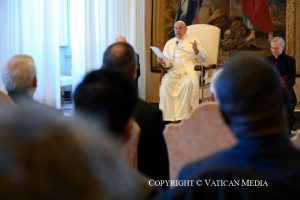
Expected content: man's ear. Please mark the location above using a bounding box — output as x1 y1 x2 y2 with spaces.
120 118 134 145
132 65 138 80
32 75 37 87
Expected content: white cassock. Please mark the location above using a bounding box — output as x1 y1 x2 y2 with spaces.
159 34 207 121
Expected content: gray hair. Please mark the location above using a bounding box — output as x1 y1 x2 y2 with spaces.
2 54 37 93
270 36 285 48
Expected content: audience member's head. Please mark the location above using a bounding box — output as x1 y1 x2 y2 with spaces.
270 36 285 58
102 42 137 80
214 54 288 138
115 35 127 43
73 69 138 138
2 54 37 97
0 106 144 199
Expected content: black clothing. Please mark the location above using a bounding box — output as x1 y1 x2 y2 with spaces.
135 99 169 181
266 53 297 131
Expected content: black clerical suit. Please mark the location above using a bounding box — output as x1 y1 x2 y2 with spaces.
266 53 297 131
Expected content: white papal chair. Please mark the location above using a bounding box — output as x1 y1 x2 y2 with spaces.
186 24 221 102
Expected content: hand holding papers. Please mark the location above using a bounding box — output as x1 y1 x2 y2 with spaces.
150 46 171 62
150 46 172 69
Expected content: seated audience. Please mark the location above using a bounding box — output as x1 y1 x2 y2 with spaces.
0 104 152 199
1 54 61 114
156 54 300 199
73 69 139 169
102 41 169 180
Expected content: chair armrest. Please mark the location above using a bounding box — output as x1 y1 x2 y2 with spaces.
194 64 217 71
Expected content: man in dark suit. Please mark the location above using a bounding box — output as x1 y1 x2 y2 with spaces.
265 36 297 132
156 54 300 199
102 42 169 181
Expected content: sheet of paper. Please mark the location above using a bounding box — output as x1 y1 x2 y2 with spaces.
150 46 171 62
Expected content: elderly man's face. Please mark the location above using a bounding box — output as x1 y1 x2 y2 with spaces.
174 22 187 39
271 41 283 58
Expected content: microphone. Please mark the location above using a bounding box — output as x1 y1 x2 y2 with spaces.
176 41 179 46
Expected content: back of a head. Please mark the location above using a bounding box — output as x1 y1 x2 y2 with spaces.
73 69 138 136
214 54 288 137
0 107 103 199
2 54 36 94
0 107 142 199
102 42 137 78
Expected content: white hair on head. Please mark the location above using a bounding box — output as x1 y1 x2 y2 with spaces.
174 20 186 27
270 36 285 48
2 54 36 93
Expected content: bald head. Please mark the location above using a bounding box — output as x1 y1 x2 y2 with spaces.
215 54 288 137
174 21 187 39
102 42 137 79
2 54 37 96
115 36 127 43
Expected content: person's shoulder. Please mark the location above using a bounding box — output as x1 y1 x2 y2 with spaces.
179 149 235 180
264 55 274 64
283 53 296 62
166 37 177 45
265 55 273 59
30 99 63 116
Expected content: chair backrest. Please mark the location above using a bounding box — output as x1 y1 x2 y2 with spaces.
163 102 236 180
120 119 140 170
187 24 221 102
186 24 220 66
